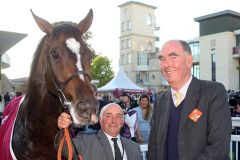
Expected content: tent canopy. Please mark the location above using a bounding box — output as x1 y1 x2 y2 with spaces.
97 67 146 93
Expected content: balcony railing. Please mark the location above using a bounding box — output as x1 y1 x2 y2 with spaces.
136 65 149 71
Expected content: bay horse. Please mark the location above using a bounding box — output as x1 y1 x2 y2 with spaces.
0 9 98 160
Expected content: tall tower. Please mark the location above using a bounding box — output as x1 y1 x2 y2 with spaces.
118 1 162 92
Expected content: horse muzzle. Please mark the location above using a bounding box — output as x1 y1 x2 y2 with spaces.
69 100 98 127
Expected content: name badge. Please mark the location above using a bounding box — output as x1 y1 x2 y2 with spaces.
189 108 202 123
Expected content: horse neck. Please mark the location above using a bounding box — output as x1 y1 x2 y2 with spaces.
23 81 60 127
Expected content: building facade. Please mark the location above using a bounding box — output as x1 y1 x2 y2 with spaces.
192 10 240 91
0 30 27 112
118 1 163 93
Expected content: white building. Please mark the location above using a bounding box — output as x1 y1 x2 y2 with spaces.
118 1 164 93
193 10 240 91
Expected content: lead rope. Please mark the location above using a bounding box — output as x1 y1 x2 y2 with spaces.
57 102 84 160
57 126 84 160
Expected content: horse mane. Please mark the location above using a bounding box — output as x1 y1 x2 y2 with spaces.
26 35 47 95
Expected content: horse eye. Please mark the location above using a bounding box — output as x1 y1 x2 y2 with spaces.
50 50 59 59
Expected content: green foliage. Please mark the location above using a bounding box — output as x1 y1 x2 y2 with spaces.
91 55 114 87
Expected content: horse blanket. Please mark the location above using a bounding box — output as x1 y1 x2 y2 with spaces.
0 96 24 160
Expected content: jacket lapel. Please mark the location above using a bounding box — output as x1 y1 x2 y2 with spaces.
121 137 130 160
98 130 114 160
156 90 171 140
179 77 201 132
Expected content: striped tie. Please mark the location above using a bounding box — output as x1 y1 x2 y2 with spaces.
174 92 182 107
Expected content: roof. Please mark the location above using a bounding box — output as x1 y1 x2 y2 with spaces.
0 30 27 54
118 1 157 9
194 10 240 22
97 67 146 93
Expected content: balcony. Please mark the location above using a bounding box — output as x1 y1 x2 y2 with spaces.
136 65 149 71
232 46 240 58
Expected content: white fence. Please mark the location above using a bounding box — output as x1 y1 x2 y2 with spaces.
140 144 148 160
140 117 240 160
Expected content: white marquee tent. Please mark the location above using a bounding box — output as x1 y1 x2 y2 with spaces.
97 67 146 93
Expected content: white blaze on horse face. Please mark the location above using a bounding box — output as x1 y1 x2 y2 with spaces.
66 37 84 80
69 106 82 125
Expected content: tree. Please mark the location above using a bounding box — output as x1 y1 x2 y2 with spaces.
91 55 114 87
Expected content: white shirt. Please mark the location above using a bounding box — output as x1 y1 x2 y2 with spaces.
171 76 192 106
104 133 127 160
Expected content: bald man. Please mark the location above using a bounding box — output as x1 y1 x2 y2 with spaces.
148 40 231 160
56 103 141 160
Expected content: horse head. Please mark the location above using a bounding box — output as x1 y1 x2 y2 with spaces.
31 9 98 126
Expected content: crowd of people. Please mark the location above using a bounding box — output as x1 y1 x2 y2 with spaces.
0 91 23 124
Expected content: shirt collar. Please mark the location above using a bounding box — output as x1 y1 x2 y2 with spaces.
171 76 192 100
104 132 120 141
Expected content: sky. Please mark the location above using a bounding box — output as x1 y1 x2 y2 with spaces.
1 0 240 79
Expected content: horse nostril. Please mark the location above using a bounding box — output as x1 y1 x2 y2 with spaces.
90 114 98 124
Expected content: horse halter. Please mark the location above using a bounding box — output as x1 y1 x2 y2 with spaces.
45 50 91 111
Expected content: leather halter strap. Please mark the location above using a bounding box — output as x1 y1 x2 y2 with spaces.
45 54 86 160
45 53 90 108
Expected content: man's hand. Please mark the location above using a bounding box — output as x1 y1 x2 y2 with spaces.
58 112 72 129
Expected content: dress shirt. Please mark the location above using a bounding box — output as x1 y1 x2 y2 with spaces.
105 133 127 160
171 76 192 106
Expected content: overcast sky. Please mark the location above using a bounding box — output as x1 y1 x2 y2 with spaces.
1 0 240 79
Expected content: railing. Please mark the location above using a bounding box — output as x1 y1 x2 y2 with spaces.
230 135 240 160
140 144 148 160
139 117 240 160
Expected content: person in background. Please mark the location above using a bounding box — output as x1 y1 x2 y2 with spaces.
231 96 240 159
56 103 141 160
134 94 152 144
88 84 109 131
148 40 232 160
120 93 138 142
4 92 11 107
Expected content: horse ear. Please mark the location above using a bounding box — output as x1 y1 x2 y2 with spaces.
78 9 93 34
30 9 53 34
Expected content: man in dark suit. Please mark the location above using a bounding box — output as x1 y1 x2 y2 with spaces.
148 40 232 160
57 103 141 160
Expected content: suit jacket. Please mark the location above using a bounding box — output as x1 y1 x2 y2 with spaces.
148 77 232 160
56 129 141 160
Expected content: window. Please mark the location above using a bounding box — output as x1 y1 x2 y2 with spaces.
121 40 126 49
191 64 200 79
136 74 141 83
127 20 132 31
211 53 216 81
127 53 131 64
146 14 152 26
123 23 127 32
121 22 124 32
120 54 124 65
126 39 131 48
124 8 128 15
137 51 149 65
121 21 132 32
210 39 216 50
189 42 200 61
236 35 240 46
145 73 149 82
